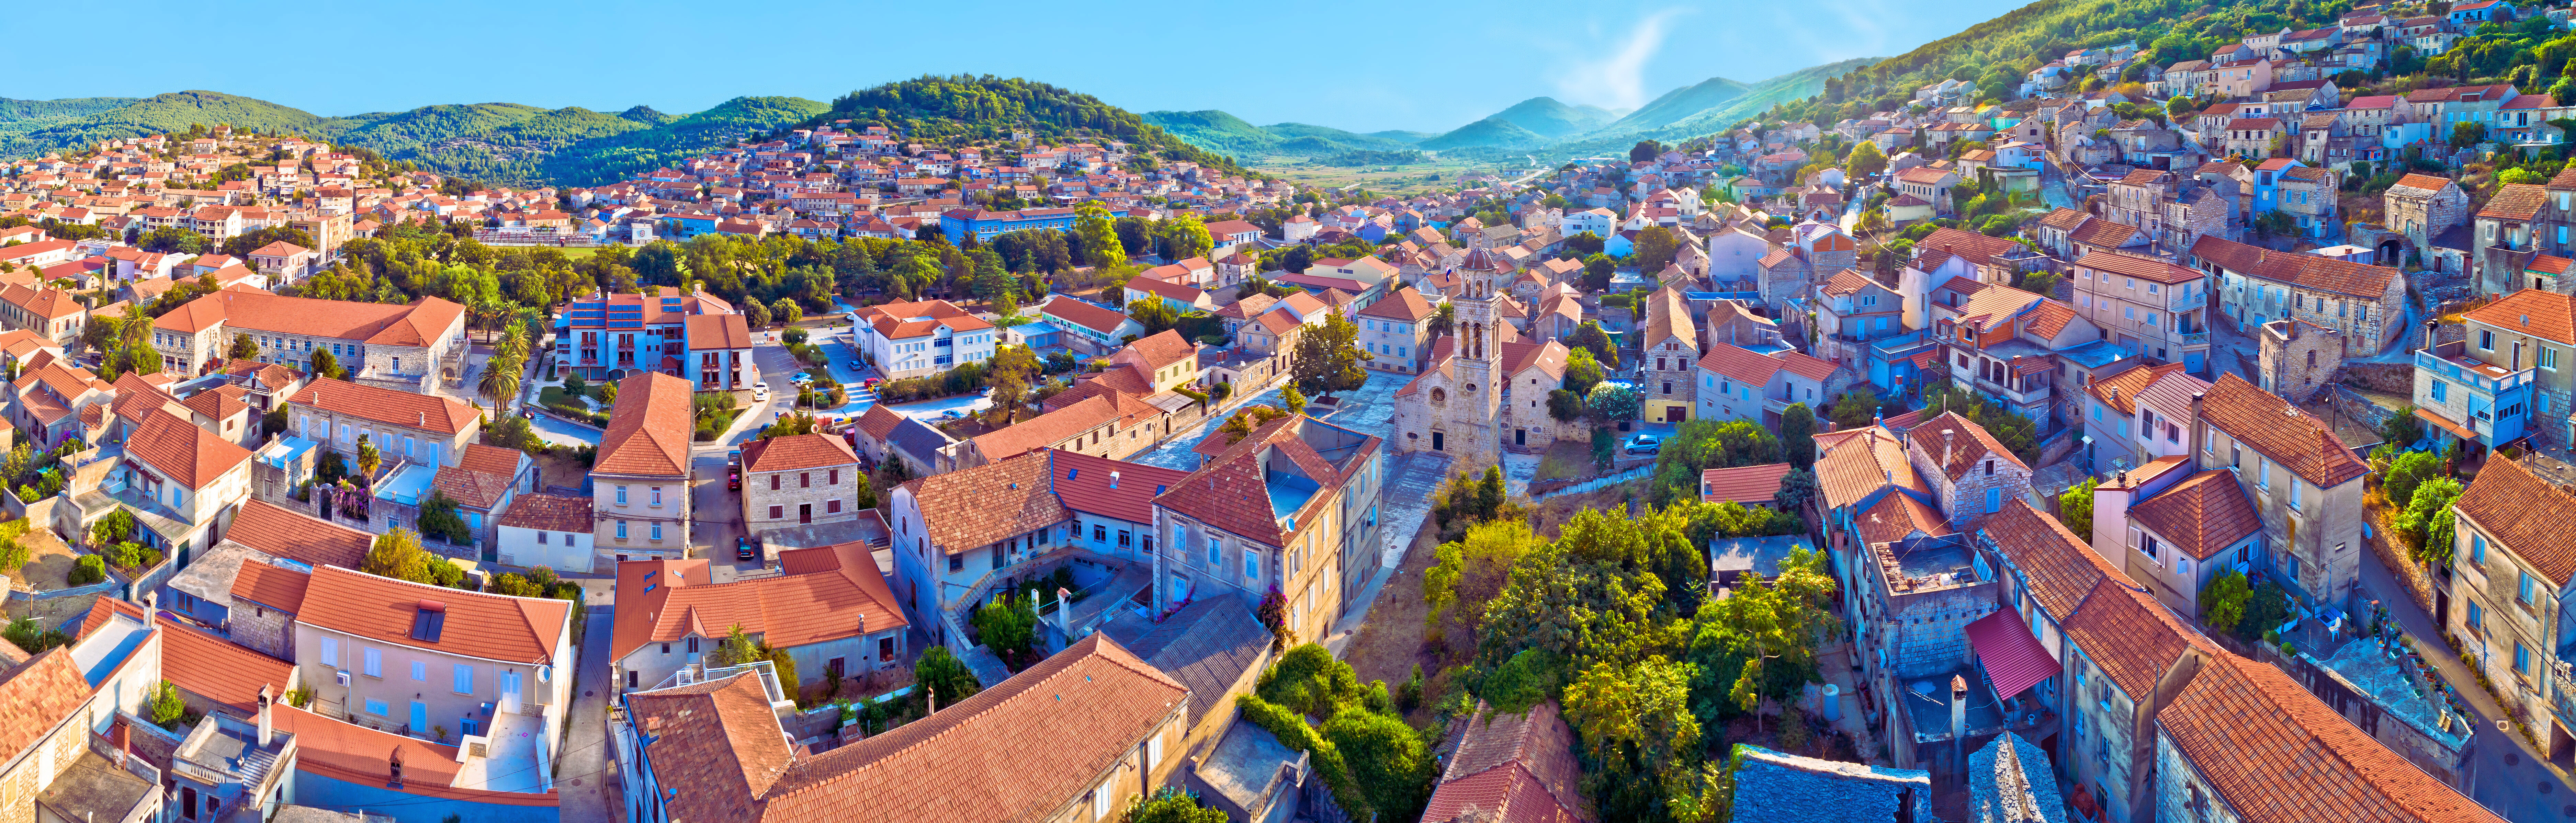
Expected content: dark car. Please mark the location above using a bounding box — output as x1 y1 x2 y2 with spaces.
517 408 535 419
736 536 759 562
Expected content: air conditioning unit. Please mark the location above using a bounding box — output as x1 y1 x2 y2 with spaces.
335 670 350 686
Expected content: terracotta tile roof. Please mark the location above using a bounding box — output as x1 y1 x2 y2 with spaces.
180 384 250 423
1499 340 1569 380
686 313 754 350
1642 287 1692 349
151 289 464 346
297 565 570 665
496 493 593 534
904 450 1069 553
2464 288 2576 345
2021 299 2078 339
852 404 904 442
1049 450 1189 526
611 541 908 661
433 462 516 510
1812 426 1926 511
749 634 1187 823
972 393 1120 463
1817 268 1876 298
125 409 251 488
741 433 860 474
2074 251 2198 284
1907 411 2027 478
156 614 294 716
267 705 511 801
1697 342 1788 384
2159 652 2507 823
2200 373 2367 487
1775 350 1840 382
1159 415 1375 548
1038 295 1132 336
1856 492 1955 545
2129 470 2263 560
622 672 795 820
2455 457 2576 585
225 500 372 570
230 560 314 613
2480 183 2550 220
595 372 691 478
1423 700 1596 823
0 648 93 766
1356 287 1435 321
2063 578 2194 697
2067 220 2144 250
2189 235 2399 299
287 378 481 436
1119 329 1198 372
1978 499 2116 619
1700 463 1794 505
2088 362 2186 415
2386 174 2458 198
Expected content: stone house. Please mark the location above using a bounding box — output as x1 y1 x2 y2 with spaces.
738 433 865 537
1153 414 1383 646
2257 319 2346 403
2081 363 2207 475
2381 173 2470 264
2443 456 2576 755
292 565 573 753
2193 235 2406 356
1903 412 2034 527
2453 290 2576 447
2195 373 2369 609
609 543 907 696
285 378 480 470
2058 576 2215 823
1356 288 1436 374
1498 340 1573 453
1694 343 1842 427
1639 287 1699 424
590 373 692 563
2072 251 2216 374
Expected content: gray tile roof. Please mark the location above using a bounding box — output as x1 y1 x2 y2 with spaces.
1097 592 1270 728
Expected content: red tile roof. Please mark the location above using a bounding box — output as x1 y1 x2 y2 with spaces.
224 500 372 570
2464 288 2576 346
125 409 251 488
2130 470 2263 560
1423 700 1596 823
611 540 908 661
297 565 570 665
156 614 294 715
1856 491 1955 545
749 635 1185 823
2189 235 2398 299
1700 463 1794 506
2159 652 2507 823
152 289 464 346
288 378 481 436
595 372 692 478
1049 450 1190 526
0 648 93 766
741 433 860 474
2454 457 2576 585
496 493 594 534
903 451 1069 553
2200 373 2367 487
1978 499 2117 618
1812 426 1926 511
1907 411 2027 478
2063 578 2195 697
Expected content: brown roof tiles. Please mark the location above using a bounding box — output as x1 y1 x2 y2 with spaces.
2454 457 2576 586
2200 373 2367 487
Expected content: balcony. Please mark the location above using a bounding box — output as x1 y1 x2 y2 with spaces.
2179 331 2211 346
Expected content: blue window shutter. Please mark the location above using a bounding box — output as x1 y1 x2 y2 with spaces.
1986 489 2001 513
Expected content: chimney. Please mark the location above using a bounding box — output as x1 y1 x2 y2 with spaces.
1058 587 1074 640
2189 391 2207 459
1942 428 1956 468
1951 674 1969 781
2422 319 2438 354
257 685 275 747
926 684 937 715
1108 470 1120 490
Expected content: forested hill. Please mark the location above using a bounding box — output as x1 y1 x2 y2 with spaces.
1736 0 2413 128
806 76 1247 175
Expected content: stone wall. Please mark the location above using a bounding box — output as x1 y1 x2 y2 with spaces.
2322 385 2402 438
2261 321 2346 403
230 598 295 660
2333 361 2418 396
1883 585 2001 679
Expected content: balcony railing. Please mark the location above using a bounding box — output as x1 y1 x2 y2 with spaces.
2179 331 2211 346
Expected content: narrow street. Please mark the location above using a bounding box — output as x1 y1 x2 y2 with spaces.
2358 535 2576 821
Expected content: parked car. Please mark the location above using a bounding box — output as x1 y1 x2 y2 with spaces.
1625 434 1662 455
727 469 739 490
752 387 769 402
861 377 883 388
735 536 758 562
847 360 864 371
518 408 535 419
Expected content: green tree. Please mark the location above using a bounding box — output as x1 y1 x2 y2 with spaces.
1630 140 1666 162
1587 382 1643 423
1562 654 1714 822
417 490 473 545
2382 404 2425 448
1157 213 1214 261
1780 403 1817 469
1288 309 1370 397
972 592 1042 668
1128 297 1179 336
1421 521 1548 646
309 347 345 381
1075 205 1125 267
2401 476 2466 560
149 680 187 727
745 298 773 327
355 436 382 478
1651 419 1782 508
1282 385 1307 414
1683 547 1838 734
2385 450 2441 509
1568 321 1618 368
1563 347 1606 397
2200 569 2252 633
708 624 762 667
1844 140 1887 178
478 353 522 409
2058 478 2099 539
1632 226 1681 271
228 332 259 361
772 298 803 324
1120 788 1228 823
2452 121 2488 149
913 645 981 711
360 528 464 588
1321 708 1434 819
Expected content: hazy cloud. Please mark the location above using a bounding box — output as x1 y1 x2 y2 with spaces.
1554 8 1692 111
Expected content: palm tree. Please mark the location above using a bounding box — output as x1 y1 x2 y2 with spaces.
496 325 528 365
478 355 523 410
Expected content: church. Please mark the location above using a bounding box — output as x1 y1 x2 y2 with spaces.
1392 247 1574 461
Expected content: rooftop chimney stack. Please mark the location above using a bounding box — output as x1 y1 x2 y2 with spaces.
1952 674 1970 783
257 684 275 747
1942 429 1956 468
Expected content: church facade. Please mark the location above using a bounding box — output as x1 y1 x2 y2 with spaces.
1392 248 1577 459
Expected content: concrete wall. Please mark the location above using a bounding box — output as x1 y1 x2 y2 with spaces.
281 770 558 823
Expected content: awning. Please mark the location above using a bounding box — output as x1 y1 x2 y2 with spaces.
2415 408 2476 442
1965 610 2061 701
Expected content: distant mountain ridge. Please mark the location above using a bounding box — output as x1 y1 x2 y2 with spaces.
1141 110 1417 158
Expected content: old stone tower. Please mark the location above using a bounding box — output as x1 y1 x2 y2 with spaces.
1390 247 1511 461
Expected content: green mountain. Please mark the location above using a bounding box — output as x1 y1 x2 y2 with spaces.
0 91 345 156
811 76 1239 174
0 96 141 129
1141 110 1414 159
1418 117 1549 150
1366 129 1436 144
327 102 549 156
398 105 683 184
536 96 827 185
1598 78 1754 135
1483 96 1620 139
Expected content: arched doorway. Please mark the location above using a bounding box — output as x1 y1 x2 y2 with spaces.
2378 239 2402 266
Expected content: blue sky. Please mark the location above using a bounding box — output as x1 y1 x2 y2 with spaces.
15 0 2028 133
